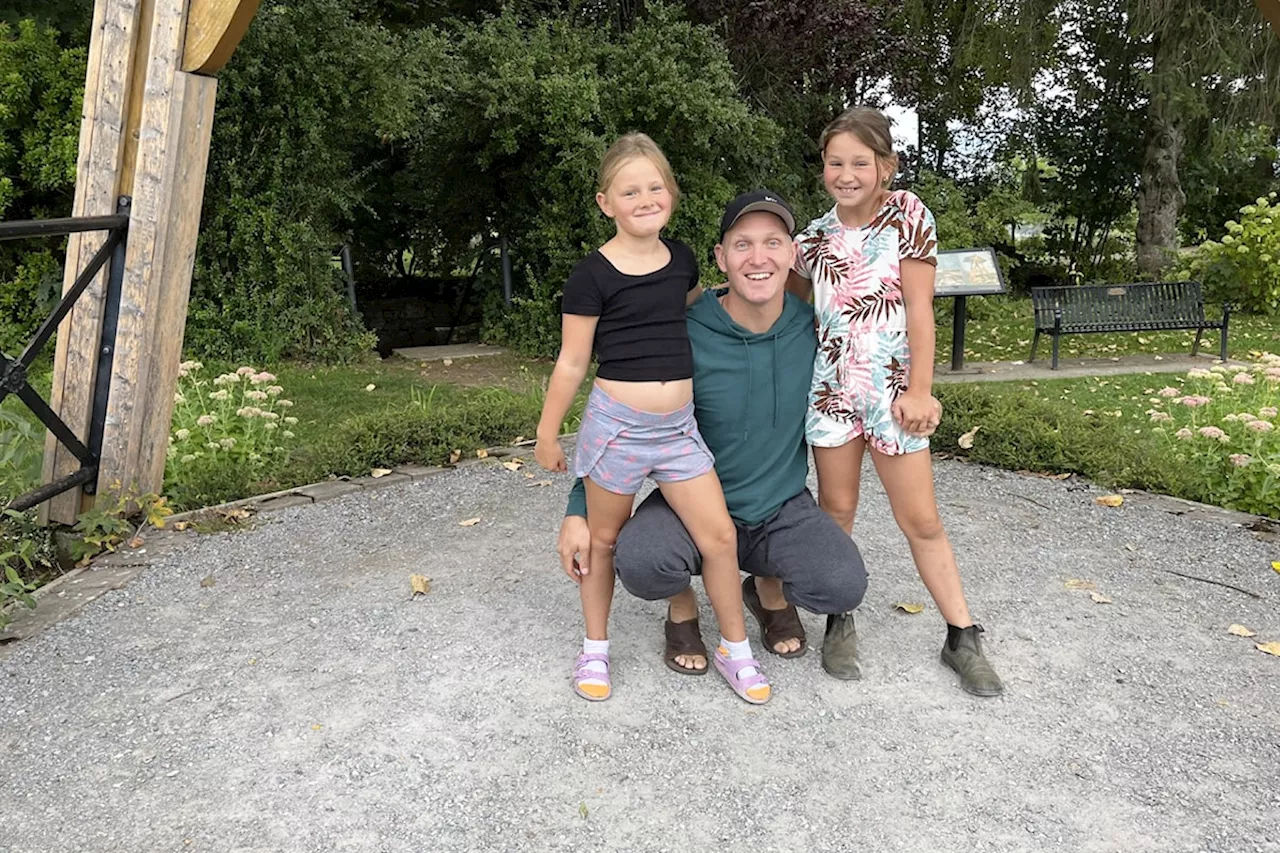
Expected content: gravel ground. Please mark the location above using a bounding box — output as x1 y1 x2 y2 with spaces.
2 449 1279 853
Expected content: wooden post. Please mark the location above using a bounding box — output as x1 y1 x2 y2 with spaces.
1260 0 1280 37
42 0 257 523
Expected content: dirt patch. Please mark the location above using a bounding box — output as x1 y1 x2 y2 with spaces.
391 353 554 391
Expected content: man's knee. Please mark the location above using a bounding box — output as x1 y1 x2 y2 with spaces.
614 530 694 601
816 551 868 613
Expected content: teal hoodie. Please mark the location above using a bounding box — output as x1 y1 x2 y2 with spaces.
566 288 816 525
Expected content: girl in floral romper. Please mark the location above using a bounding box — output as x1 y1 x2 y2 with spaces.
787 107 1004 697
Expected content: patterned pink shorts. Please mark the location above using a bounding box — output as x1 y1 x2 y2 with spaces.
572 385 715 495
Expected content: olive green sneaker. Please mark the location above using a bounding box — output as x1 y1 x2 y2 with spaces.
821 613 863 680
940 624 1004 697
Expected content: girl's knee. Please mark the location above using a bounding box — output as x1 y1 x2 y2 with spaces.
898 511 945 542
694 520 737 558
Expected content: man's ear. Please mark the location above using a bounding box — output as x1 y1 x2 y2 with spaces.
713 243 728 273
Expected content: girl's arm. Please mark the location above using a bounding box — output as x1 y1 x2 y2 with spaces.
786 270 812 302
895 257 941 435
535 314 598 471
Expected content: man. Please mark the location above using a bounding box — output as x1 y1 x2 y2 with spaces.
557 190 868 679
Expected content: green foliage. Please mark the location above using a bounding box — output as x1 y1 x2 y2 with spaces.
192 0 401 363
0 407 42 505
296 383 580 481
1181 123 1280 245
1177 194 1280 314
163 362 300 509
390 3 780 356
0 19 85 347
934 382 1202 498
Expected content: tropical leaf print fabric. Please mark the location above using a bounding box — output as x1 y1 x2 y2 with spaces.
793 190 938 454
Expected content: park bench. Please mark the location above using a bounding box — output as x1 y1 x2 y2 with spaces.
1029 281 1230 370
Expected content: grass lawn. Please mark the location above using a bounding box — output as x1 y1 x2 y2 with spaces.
934 295 1278 363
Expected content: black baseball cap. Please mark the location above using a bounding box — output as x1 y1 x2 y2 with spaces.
719 189 796 240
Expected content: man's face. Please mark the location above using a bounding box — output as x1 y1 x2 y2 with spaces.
714 211 796 304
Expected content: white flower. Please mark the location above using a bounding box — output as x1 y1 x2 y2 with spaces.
282 430 295 439
284 416 298 425
210 389 230 401
264 422 278 431
266 386 284 396
175 428 190 440
219 437 236 449
197 415 215 427
174 392 185 404
246 390 268 402
180 454 197 464
277 400 293 408
236 366 256 376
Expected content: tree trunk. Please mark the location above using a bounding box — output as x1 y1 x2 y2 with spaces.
1136 38 1186 277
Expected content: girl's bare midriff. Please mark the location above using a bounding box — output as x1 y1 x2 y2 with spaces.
594 376 693 414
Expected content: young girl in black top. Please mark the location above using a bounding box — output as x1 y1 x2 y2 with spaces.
536 133 769 704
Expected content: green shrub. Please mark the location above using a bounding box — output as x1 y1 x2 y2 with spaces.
0 407 42 505
934 383 1204 499
1176 193 1280 314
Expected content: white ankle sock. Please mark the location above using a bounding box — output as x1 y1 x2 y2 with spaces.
581 638 610 679
719 636 758 678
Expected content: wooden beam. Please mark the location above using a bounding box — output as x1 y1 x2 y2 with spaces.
96 0 201 498
42 0 144 525
183 0 260 75
1260 0 1280 37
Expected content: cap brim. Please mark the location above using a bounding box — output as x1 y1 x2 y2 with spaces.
725 201 795 236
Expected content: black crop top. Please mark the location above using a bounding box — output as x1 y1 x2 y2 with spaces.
561 238 699 382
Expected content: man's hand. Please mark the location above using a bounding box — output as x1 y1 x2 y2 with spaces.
535 436 567 472
557 514 591 584
893 391 942 437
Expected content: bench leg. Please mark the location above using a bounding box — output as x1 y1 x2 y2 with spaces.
1191 327 1203 357
1220 303 1230 362
1051 332 1060 370
1029 330 1041 363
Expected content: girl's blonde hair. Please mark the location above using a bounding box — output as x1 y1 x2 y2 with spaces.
598 132 681 207
819 107 898 188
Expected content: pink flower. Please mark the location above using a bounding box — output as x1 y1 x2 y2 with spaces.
1177 395 1212 408
1233 372 1255 385
1175 428 1194 440
1187 368 1213 379
1158 387 1180 397
196 414 216 427
1266 367 1280 380
1260 407 1278 419
1229 454 1253 467
250 371 278 385
1148 411 1173 423
236 366 256 376
1247 420 1274 432
1198 426 1226 440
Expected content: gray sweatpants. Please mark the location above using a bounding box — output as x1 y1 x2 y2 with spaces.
613 489 868 616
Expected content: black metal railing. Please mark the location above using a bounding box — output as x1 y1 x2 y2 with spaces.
0 197 131 511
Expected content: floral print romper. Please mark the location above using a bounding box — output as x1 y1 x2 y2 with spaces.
792 190 939 455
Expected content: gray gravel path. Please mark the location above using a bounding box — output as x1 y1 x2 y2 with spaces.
2 451 1279 853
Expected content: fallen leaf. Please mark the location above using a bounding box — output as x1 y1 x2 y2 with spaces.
1124 543 1137 552
1255 641 1280 657
512 436 526 445
365 384 376 392
459 517 481 527
370 468 392 478
1094 495 1124 508
892 602 925 614
311 723 323 731
410 575 432 596
501 460 523 472
527 480 553 488
173 521 190 532
1272 561 1280 573
579 803 588 820
1089 591 1112 604
1050 472 1072 480
200 575 216 588
1065 578 1097 590
443 358 453 366
448 449 462 464
128 535 145 549
1228 624 1257 637
218 507 253 522
524 472 535 479
475 448 489 459
957 426 980 449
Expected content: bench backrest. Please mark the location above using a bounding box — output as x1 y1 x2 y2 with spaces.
1031 281 1206 330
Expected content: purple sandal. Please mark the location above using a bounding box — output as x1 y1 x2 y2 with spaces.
573 652 612 701
713 647 771 705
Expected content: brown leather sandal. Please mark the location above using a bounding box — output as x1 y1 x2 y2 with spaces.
664 615 709 676
743 576 808 658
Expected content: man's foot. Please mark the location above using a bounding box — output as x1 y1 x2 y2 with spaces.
941 624 1004 697
821 612 862 680
743 577 806 658
664 612 708 675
